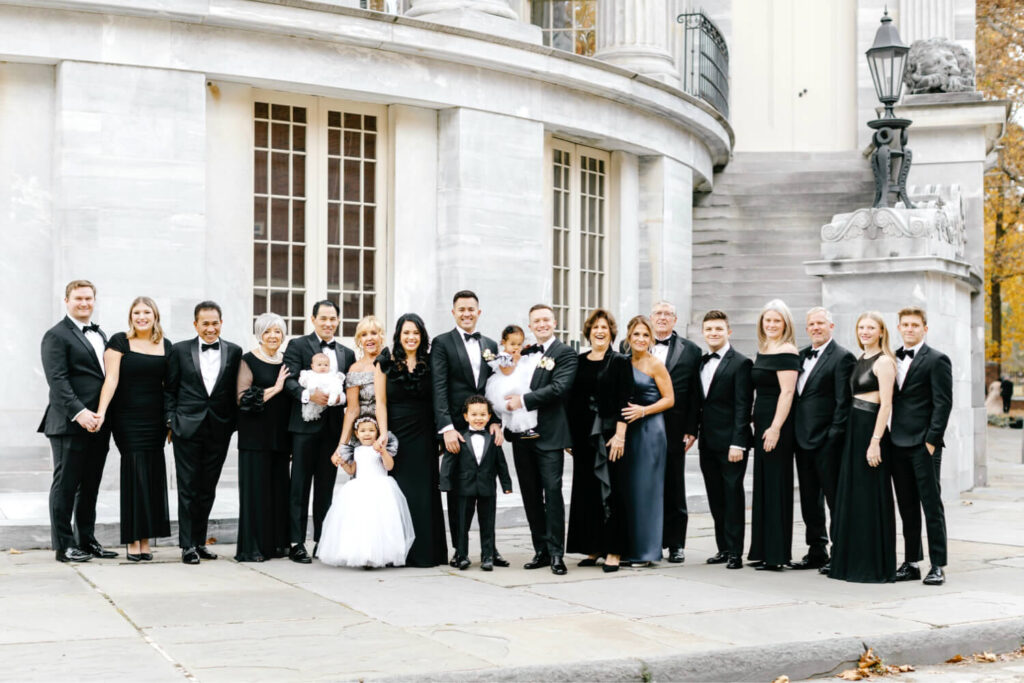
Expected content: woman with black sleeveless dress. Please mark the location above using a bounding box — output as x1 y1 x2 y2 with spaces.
376 314 447 568
566 309 633 571
829 311 898 583
747 300 801 571
96 297 172 561
235 313 292 562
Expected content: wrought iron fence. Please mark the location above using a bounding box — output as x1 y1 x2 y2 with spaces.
677 11 730 118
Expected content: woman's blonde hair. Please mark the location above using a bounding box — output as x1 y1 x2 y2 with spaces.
756 299 796 351
126 296 163 343
354 315 384 351
855 311 897 363
625 315 653 353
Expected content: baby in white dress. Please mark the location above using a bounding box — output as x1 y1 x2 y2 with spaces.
484 325 539 439
298 352 346 422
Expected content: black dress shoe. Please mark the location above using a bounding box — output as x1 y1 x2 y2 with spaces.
524 552 551 570
139 553 154 561
667 548 685 564
788 554 828 570
56 548 92 563
83 542 117 559
449 553 459 568
312 542 319 559
126 551 143 563
706 551 729 565
550 556 568 575
726 555 743 569
577 557 599 567
456 556 471 570
602 562 620 573
923 565 945 585
182 548 201 565
895 561 921 582
195 545 218 560
289 544 312 564
492 553 510 568
481 558 494 571
818 562 831 575
754 563 784 571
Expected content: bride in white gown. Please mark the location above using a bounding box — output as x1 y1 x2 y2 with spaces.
985 380 1003 416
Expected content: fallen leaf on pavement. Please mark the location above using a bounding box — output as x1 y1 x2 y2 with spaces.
974 652 997 663
945 654 965 663
836 670 863 680
772 676 790 683
960 500 973 506
205 537 217 545
8 548 23 555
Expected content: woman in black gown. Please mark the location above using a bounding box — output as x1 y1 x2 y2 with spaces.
566 309 633 571
235 313 292 562
376 313 447 568
97 296 172 561
830 311 898 583
747 299 800 571
621 316 675 566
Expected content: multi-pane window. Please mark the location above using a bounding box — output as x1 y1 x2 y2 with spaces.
253 95 384 339
531 0 597 56
549 139 609 342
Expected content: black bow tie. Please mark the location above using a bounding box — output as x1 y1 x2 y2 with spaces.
700 352 720 367
468 429 487 436
82 323 100 333
463 332 481 342
896 348 915 360
201 342 220 352
320 339 336 350
805 348 820 360
654 338 671 347
520 345 543 356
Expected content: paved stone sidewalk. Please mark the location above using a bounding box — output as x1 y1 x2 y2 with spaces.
1 427 1022 682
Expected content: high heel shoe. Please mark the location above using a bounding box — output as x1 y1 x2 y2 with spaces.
139 553 154 561
602 563 620 573
125 545 142 563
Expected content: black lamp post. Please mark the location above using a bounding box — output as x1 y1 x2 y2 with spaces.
867 10 913 208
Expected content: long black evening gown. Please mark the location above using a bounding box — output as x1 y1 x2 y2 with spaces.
106 333 172 544
624 366 667 563
236 352 292 561
380 355 447 568
566 351 634 556
830 354 897 583
748 352 801 567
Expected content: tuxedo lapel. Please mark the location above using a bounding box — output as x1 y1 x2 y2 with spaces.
530 340 557 390
212 342 230 392
707 348 733 398
802 342 834 393
902 343 930 388
190 338 204 393
475 340 491 392
63 317 103 374
450 331 476 388
666 333 684 372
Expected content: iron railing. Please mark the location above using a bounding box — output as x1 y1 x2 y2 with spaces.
677 11 730 118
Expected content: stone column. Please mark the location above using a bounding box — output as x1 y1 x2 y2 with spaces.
406 0 541 43
638 156 693 322
595 0 680 87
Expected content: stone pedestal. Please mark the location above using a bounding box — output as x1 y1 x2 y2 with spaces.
595 0 680 87
405 0 541 43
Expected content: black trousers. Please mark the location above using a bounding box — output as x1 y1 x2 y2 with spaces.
1003 396 1012 413
698 447 747 557
794 439 841 558
455 494 496 560
512 441 565 557
172 421 230 549
48 431 110 552
662 428 689 550
290 429 339 544
890 443 947 566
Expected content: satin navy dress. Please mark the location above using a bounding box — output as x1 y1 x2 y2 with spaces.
624 366 667 563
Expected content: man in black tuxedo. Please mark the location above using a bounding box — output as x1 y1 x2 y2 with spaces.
891 306 953 586
1001 377 1014 414
790 307 855 572
504 304 578 575
431 290 508 567
648 301 702 564
695 310 753 570
282 299 356 563
164 301 242 565
39 280 117 563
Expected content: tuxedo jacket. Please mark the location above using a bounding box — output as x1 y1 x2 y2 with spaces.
660 332 703 440
164 338 242 440
38 316 108 436
695 346 753 454
793 341 856 451
430 329 499 433
439 429 512 497
522 338 579 451
891 343 953 448
283 333 357 434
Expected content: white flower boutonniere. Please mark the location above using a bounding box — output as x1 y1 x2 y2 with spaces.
539 356 556 371
482 349 495 362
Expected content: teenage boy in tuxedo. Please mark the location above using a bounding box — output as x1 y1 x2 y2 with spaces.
39 280 117 562
790 307 855 573
695 310 753 570
164 301 242 565
891 306 953 586
431 290 508 567
439 396 513 571
283 299 356 563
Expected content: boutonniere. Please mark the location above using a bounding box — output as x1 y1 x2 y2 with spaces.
539 356 556 371
482 349 495 362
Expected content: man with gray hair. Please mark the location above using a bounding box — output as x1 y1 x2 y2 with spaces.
790 306 855 573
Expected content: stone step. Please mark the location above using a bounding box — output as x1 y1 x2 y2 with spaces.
692 240 821 257
709 177 874 194
695 192 869 210
692 253 825 270
692 279 820 298
721 151 871 174
692 227 824 244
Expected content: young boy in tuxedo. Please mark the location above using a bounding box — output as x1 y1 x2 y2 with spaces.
440 396 512 571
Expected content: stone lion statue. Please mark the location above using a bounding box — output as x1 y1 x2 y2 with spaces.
904 38 975 94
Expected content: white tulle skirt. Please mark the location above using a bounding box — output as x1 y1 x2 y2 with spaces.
485 371 538 433
317 476 416 568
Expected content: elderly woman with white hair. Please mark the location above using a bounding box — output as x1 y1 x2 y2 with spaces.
235 312 292 562
747 299 801 571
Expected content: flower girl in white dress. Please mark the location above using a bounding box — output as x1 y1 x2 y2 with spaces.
484 325 540 439
317 417 415 568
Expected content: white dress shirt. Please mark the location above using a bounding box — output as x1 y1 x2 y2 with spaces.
797 338 832 395
700 342 730 396
896 341 922 389
197 337 221 395
70 318 105 423
469 433 486 465
652 334 672 364
459 327 482 385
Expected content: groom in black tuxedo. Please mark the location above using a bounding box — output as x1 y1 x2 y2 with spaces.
695 310 753 570
790 307 855 572
39 280 116 562
891 306 953 586
505 304 578 575
283 299 356 563
431 290 507 567
164 301 242 565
